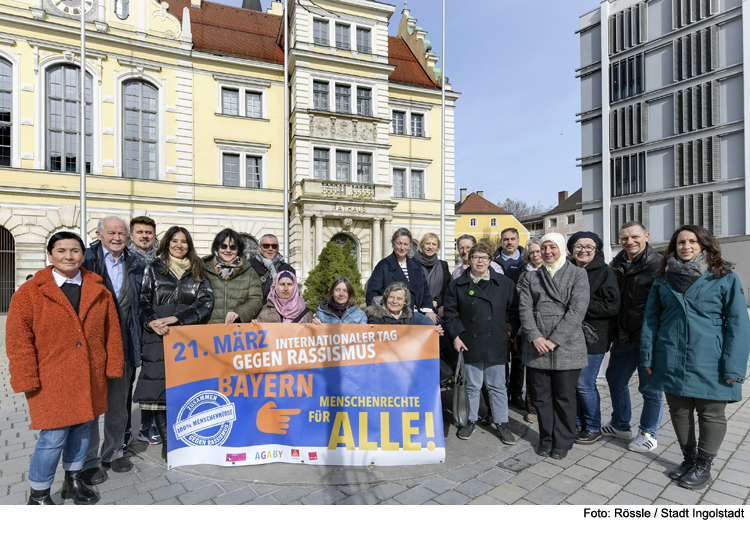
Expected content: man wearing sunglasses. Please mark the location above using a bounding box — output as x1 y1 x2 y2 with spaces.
249 233 296 303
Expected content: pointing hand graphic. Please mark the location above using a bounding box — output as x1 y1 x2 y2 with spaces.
256 401 301 435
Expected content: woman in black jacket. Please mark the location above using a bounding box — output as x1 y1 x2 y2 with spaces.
134 226 214 460
414 232 451 318
567 232 620 445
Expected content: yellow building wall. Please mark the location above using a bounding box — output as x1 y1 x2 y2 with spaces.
454 214 530 248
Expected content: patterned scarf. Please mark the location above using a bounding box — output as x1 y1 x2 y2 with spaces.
213 253 243 281
665 250 708 293
254 251 285 280
127 240 157 263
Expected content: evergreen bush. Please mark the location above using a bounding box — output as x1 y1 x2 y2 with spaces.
303 239 366 311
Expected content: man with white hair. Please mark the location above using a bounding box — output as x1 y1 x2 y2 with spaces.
80 216 145 484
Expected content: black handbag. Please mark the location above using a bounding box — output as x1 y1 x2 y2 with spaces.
452 350 470 428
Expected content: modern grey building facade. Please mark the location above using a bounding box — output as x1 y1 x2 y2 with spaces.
577 0 749 257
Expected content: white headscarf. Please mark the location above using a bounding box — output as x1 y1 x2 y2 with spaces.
541 232 568 278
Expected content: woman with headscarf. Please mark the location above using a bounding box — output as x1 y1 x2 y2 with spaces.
518 233 590 460
516 240 543 424
253 271 313 324
135 226 214 461
204 228 263 325
641 225 750 490
566 232 620 446
414 233 451 318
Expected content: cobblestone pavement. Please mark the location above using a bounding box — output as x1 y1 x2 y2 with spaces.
2 315 750 505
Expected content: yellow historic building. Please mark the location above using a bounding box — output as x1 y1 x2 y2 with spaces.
0 0 458 308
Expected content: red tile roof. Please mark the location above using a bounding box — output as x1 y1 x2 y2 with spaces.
388 36 439 88
165 0 285 64
546 187 582 216
455 193 508 215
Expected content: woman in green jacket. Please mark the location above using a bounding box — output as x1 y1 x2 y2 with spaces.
204 228 263 325
641 225 750 490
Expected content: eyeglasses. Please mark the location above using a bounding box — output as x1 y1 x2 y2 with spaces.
261 243 279 250
471 256 491 263
219 244 238 251
528 250 541 255
573 244 596 252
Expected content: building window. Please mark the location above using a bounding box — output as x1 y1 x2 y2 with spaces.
313 19 329 46
566 214 576 225
610 53 644 103
335 85 350 113
114 0 128 19
313 81 329 111
356 27 371 54
490 218 497 227
392 111 405 135
410 170 423 199
393 169 405 198
223 153 240 186
411 114 423 137
47 64 92 173
246 156 261 188
335 23 350 50
357 153 372 183
245 92 261 119
611 151 646 197
0 59 11 167
314 148 329 179
221 88 239 116
336 151 350 182
548 217 558 229
123 80 157 180
470 218 477 227
357 87 371 117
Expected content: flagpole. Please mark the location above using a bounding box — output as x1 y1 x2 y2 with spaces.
79 2 87 245
440 0 445 260
283 0 289 259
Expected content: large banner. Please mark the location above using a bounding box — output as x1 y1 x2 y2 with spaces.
164 323 445 468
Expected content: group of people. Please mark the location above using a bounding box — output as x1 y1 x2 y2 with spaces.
5 216 749 505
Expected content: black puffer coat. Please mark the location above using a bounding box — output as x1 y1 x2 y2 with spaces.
134 259 214 404
576 254 620 354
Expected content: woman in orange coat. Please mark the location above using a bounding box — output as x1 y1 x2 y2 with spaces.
6 232 124 505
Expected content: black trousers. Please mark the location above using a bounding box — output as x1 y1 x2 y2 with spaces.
665 392 727 456
528 367 581 451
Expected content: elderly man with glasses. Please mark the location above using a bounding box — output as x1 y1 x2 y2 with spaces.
249 233 296 304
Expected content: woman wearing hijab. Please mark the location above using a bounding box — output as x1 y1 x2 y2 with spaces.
312 277 367 324
516 240 543 424
414 233 451 317
204 228 263 325
641 225 750 489
566 232 620 446
134 226 214 461
253 271 313 324
518 233 590 460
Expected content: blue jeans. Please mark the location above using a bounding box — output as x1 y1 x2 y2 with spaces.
28 420 93 490
605 340 664 437
576 353 605 433
465 362 508 424
413 311 435 326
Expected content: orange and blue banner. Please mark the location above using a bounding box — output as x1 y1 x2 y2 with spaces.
164 323 445 468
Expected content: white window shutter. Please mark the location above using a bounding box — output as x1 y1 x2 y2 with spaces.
692 140 700 184
682 87 689 132
701 135 709 182
700 0 708 19
642 200 650 227
713 191 722 235
641 101 649 142
609 16 616 56
624 11 631 49
710 25 719 71
634 103 641 143
691 86 699 131
691 0 700 22
674 91 683 135
675 143 683 187
683 141 690 185
640 3 648 43
701 28 709 74
619 108 625 148
712 135 721 180
691 35 699 77
682 0 690 26
673 0 681 30
673 40 681 83
616 12 624 53
711 80 720 125
625 106 632 147
702 82 710 128
610 110 616 150
702 192 710 230
710 0 719 15
682 38 689 80
675 196 683 226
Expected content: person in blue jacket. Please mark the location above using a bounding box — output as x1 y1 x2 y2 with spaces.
365 228 437 326
641 225 750 490
312 276 366 324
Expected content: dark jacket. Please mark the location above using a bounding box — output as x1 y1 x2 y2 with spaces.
443 269 520 365
423 259 451 307
249 256 295 303
576 254 620 354
315 301 367 324
610 244 662 346
493 246 527 284
133 259 214 404
365 253 433 312
83 240 144 367
365 297 416 325
641 270 750 402
203 256 263 324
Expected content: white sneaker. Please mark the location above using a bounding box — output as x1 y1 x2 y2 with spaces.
628 430 658 453
601 424 633 440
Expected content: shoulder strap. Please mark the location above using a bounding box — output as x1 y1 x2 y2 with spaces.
292 307 311 323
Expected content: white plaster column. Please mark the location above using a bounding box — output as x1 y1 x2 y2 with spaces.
302 215 312 277
372 218 382 265
314 215 324 266
382 218 392 258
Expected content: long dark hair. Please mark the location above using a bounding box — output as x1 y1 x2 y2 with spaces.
326 276 356 308
157 226 207 281
656 224 732 278
211 228 245 257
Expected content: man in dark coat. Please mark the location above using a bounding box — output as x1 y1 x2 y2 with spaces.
491 228 527 410
249 233 295 304
80 216 144 484
604 221 664 453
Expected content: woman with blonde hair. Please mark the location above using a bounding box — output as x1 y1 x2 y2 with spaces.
414 232 451 317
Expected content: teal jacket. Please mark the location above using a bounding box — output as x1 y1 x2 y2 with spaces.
640 270 750 402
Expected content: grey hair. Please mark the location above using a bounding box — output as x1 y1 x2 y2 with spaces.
619 221 647 234
97 216 128 234
259 233 278 244
391 227 412 245
382 281 411 311
500 227 519 238
456 234 477 246
524 239 541 261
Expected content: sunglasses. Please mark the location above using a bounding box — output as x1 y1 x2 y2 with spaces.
261 243 279 250
220 244 238 251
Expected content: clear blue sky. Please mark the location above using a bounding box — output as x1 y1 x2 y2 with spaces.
212 0 600 208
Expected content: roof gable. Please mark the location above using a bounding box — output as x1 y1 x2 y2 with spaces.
455 193 508 215
546 188 583 216
388 36 439 88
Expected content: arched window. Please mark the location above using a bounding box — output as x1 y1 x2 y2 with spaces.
470 218 477 227
0 226 15 313
123 80 158 179
240 234 258 262
331 233 359 266
46 64 92 173
115 0 129 19
0 58 11 167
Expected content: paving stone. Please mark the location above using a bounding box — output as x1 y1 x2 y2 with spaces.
467 493 502 505
701 490 744 505
725 459 750 474
590 446 625 462
135 475 171 494
486 482 528 504
269 487 309 504
393 486 436 505
432 489 472 505
213 487 261 505
180 476 216 491
152 496 181 505
98 484 138 505
659 484 703 505
543 474 583 495
441 467 478 482
601 467 636 485
116 492 155 505
635 467 671 485
196 499 216 505
527 461 564 478
417 477 456 495
164 472 192 484
98 472 141 492
454 478 493 497
652 497 679 505
562 464 598 482
378 498 401 505
577 455 611 472
177 484 224 505
150 483 188 503
611 457 647 474
0 491 27 505
136 466 168 481
217 481 246 493
510 471 546 490
525 485 566 505
468 459 500 473
336 484 364 496
717 468 750 488
299 487 347 505
476 467 514 487
564 489 608 505
606 491 654 505
244 494 279 505
622 478 663 500
583 478 621 499
337 491 380 505
710 479 750 499
497 456 532 473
